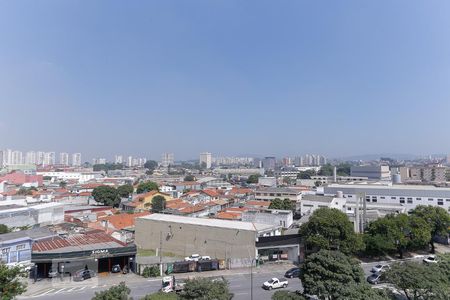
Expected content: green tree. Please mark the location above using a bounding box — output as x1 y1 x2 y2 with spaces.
141 292 178 300
137 181 159 194
336 163 351 176
0 264 28 300
0 224 10 234
301 250 365 300
144 160 158 171
272 290 306 300
151 195 166 213
410 205 450 253
92 282 132 300
179 278 233 300
297 169 316 179
385 261 449 300
364 213 431 258
436 253 450 280
246 174 260 184
117 184 134 198
299 208 364 255
92 185 121 207
268 198 283 209
184 175 196 182
318 164 334 176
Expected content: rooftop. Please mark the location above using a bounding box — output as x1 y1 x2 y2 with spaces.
138 213 277 232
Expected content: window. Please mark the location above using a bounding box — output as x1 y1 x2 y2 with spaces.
391 197 396 200
407 199 413 204
399 198 405 204
16 244 25 251
438 200 444 206
372 196 377 200
428 198 434 201
372 199 377 203
270 193 274 196
416 198 422 201
380 196 385 199
446 199 450 202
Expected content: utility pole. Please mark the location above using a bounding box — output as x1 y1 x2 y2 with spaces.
159 231 163 276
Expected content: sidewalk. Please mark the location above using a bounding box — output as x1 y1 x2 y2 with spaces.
22 261 295 297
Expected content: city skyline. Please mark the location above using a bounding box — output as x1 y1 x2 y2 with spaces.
2 1 450 159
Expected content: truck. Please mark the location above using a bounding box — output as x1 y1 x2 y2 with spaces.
161 276 185 293
262 278 289 290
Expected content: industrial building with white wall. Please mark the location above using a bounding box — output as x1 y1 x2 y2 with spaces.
324 183 450 212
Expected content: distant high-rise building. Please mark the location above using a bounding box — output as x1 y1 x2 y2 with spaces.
199 152 212 169
0 149 13 166
161 153 174 168
98 158 107 164
263 157 276 170
25 151 37 165
12 150 23 165
37 151 45 165
43 152 56 166
72 153 81 166
127 156 133 167
282 157 292 167
115 155 123 164
59 152 69 165
138 157 147 167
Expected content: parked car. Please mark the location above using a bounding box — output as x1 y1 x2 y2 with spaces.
262 278 288 290
367 272 385 285
73 269 96 281
184 254 201 262
200 256 211 261
111 264 121 273
371 264 390 273
423 255 438 264
48 268 58 278
285 267 301 278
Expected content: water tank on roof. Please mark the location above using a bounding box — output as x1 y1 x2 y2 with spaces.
392 173 401 184
337 191 343 198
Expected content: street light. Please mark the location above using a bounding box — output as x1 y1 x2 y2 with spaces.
250 257 257 300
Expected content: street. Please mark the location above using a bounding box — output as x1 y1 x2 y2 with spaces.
21 269 302 300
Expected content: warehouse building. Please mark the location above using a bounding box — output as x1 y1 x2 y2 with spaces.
135 214 281 267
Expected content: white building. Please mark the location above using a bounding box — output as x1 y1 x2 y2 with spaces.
0 202 64 228
12 151 23 165
324 182 450 212
350 165 391 180
43 152 56 166
241 209 293 228
37 151 45 165
161 153 174 168
200 152 212 169
115 155 123 164
59 152 69 165
36 171 102 183
25 151 37 165
72 153 82 166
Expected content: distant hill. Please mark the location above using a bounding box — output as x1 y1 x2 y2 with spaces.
334 153 421 161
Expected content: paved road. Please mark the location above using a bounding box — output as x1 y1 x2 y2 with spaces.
24 271 302 300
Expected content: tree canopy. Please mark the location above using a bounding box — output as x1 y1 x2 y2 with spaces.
0 224 10 234
297 169 316 179
0 264 28 300
141 292 178 300
179 278 233 300
144 160 158 170
301 250 367 300
117 184 134 198
91 282 132 300
137 181 159 194
410 205 450 253
385 261 449 300
269 198 295 211
246 174 260 184
364 213 431 258
151 195 166 213
299 208 364 255
184 175 196 182
92 185 121 207
272 290 306 300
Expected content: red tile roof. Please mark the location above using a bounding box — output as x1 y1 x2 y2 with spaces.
98 212 151 230
32 229 125 252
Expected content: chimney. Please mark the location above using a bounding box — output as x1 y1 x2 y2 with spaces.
333 167 337 183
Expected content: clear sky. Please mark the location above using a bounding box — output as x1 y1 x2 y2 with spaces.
1 1 450 160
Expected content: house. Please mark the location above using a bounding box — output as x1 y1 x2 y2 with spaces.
122 191 173 212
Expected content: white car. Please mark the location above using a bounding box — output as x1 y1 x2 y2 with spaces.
184 254 201 262
423 255 438 264
371 264 390 273
262 278 288 290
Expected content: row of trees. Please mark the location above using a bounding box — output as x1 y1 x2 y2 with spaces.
92 278 233 300
299 205 450 257
268 198 296 211
297 163 352 179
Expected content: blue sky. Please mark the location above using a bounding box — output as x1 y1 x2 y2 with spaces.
1 1 450 160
